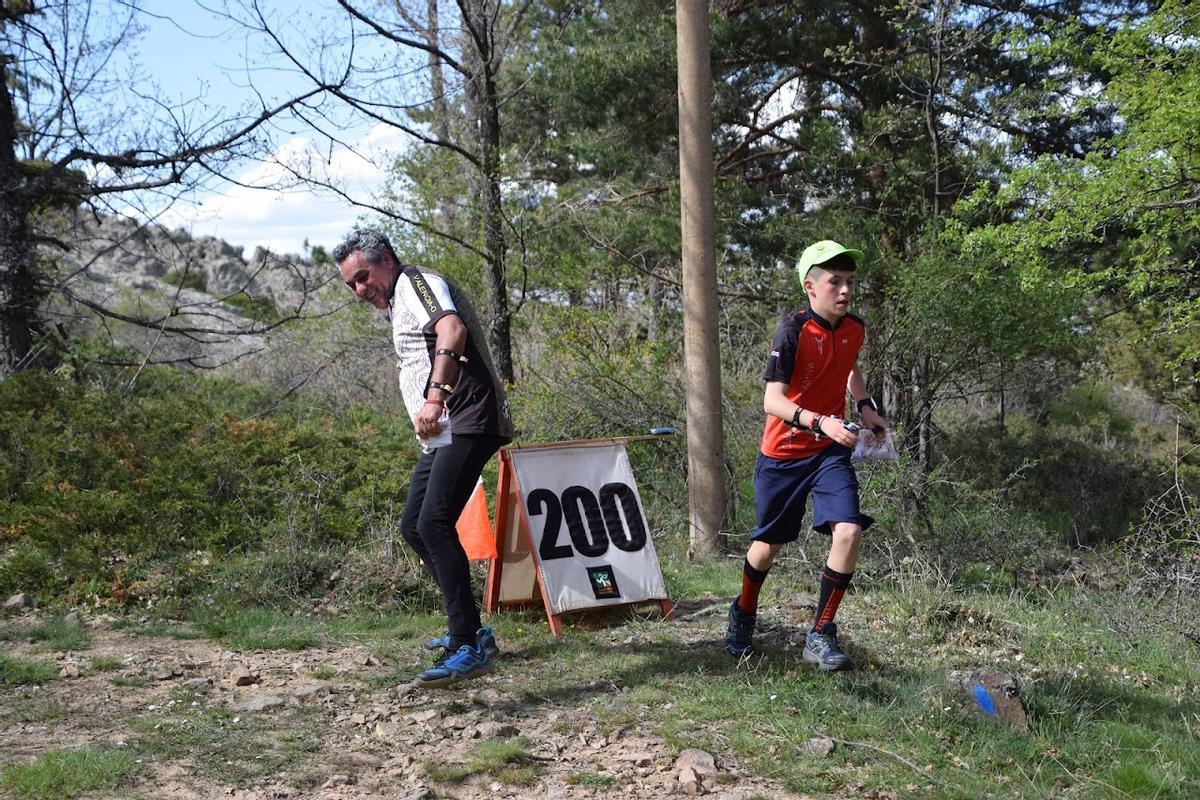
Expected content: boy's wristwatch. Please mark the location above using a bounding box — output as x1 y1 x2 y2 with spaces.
856 396 879 414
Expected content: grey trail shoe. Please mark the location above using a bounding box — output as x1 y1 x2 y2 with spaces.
803 621 853 672
724 598 756 656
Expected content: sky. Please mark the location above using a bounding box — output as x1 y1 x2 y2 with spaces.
119 1 411 257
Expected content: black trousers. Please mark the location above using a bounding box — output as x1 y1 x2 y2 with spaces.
399 433 505 649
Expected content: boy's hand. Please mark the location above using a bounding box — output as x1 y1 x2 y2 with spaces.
819 417 859 448
861 406 889 435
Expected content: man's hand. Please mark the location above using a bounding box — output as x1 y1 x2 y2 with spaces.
414 401 444 438
819 417 859 448
861 406 889 435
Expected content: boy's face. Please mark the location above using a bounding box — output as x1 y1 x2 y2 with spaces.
804 268 856 320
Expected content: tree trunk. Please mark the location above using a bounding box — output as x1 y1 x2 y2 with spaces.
676 0 726 558
0 59 35 379
463 0 514 382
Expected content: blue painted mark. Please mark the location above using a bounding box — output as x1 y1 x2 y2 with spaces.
973 683 998 717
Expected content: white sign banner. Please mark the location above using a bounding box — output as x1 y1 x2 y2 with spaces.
508 443 668 614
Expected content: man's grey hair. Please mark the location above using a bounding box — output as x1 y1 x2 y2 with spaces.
331 228 399 266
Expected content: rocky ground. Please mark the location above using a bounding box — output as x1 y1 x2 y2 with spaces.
1 611 819 800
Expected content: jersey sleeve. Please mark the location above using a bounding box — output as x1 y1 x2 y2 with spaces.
762 322 798 383
396 267 459 332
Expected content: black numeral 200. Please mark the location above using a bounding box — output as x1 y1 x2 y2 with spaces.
527 482 648 560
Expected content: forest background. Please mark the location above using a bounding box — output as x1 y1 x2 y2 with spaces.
1 1 1198 798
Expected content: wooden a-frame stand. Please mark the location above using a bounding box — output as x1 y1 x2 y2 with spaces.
482 439 675 636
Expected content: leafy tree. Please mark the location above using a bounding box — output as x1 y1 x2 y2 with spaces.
957 0 1199 425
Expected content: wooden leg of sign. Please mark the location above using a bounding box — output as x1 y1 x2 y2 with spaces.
659 599 676 621
483 452 513 614
532 548 561 637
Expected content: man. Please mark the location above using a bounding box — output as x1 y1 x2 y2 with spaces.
333 228 512 688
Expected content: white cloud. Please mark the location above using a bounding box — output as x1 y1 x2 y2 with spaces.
136 123 409 257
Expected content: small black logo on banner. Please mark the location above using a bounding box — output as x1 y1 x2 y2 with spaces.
586 566 621 600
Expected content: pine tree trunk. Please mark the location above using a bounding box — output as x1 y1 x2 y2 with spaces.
677 0 726 558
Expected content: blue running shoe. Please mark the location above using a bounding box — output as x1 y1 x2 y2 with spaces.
803 621 853 672
423 626 500 657
415 640 492 689
724 597 756 656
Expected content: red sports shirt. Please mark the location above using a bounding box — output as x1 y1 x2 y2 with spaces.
760 309 865 459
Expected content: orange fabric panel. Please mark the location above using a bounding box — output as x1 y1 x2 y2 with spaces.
455 478 498 561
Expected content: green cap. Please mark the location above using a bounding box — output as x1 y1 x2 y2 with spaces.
796 240 864 282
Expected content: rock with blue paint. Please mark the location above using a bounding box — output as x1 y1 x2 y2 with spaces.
950 668 1029 731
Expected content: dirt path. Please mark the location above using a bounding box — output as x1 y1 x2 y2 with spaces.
1 616 817 799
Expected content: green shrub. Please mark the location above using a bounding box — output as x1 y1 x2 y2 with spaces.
222 291 280 323
938 412 1166 545
0 368 417 608
162 268 205 292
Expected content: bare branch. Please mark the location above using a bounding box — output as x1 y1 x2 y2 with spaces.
337 0 468 75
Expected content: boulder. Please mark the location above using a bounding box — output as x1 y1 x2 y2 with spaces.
4 593 33 610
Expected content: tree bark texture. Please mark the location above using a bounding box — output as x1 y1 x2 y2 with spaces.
462 0 514 382
0 58 35 379
676 0 726 557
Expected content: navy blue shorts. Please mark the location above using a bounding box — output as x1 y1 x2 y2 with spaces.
752 445 874 543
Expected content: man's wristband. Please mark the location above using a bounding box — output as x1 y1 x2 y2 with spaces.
424 398 445 407
427 380 454 396
435 348 468 363
812 415 824 435
856 396 880 415
790 407 804 429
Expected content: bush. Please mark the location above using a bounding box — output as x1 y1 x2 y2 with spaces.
0 368 418 608
162 268 205 292
937 411 1167 546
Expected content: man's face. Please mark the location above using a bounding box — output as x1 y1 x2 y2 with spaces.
805 268 855 320
338 250 395 310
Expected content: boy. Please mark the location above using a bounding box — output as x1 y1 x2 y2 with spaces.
725 240 889 671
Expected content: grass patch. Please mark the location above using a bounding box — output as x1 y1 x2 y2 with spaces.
0 618 91 652
566 770 618 788
475 580 1200 800
111 618 202 639
425 738 542 787
0 695 72 725
86 655 122 673
0 655 58 685
109 675 149 688
0 747 138 800
193 606 321 651
132 705 327 785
